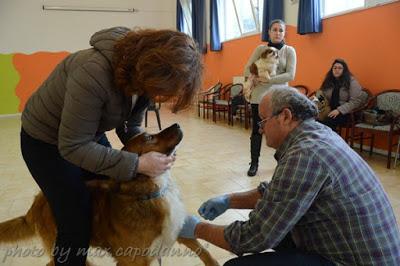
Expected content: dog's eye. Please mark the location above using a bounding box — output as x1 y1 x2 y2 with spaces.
144 135 153 142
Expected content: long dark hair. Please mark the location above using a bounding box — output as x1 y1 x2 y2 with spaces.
113 29 203 113
320 58 352 91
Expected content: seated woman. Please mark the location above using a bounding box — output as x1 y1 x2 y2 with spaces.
318 58 365 131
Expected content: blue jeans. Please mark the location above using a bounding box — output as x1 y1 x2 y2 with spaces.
224 234 335 266
20 128 111 265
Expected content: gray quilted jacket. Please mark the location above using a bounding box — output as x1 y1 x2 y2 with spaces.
21 27 150 180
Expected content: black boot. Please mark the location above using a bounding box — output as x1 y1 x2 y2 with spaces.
247 162 258 177
248 133 262 177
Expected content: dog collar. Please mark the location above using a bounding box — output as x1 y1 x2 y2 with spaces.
138 184 168 201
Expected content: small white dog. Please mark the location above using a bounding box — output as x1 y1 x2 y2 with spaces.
244 47 279 101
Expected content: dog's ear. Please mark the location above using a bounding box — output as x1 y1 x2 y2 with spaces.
250 63 258 75
122 133 145 154
260 51 267 58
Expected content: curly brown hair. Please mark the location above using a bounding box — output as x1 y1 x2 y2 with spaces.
113 28 203 113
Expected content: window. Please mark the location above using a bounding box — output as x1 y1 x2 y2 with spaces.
322 0 365 17
180 0 263 42
218 0 264 42
179 0 192 36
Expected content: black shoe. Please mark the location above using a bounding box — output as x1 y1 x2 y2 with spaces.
247 163 258 177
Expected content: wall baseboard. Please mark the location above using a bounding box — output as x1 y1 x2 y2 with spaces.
0 113 21 119
351 142 399 159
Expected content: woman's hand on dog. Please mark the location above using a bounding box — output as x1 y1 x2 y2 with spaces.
248 74 258 86
328 109 340 118
137 151 175 177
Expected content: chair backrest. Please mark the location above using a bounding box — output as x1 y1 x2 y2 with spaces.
357 88 374 110
293 84 309 95
210 82 222 93
230 83 243 98
375 89 400 113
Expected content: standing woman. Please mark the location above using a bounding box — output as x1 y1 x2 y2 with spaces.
244 19 296 177
20 27 202 265
319 58 365 131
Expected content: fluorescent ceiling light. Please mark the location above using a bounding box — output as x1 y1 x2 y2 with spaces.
42 5 136 12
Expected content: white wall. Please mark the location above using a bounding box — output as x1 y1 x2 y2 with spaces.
0 0 175 53
284 0 299 27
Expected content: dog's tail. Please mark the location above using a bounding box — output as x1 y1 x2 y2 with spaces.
0 215 35 243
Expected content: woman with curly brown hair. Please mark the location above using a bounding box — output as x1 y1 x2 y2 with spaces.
20 27 202 265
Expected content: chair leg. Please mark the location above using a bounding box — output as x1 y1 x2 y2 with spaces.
155 109 162 130
387 132 393 169
198 103 200 117
360 132 364 153
394 137 400 168
350 126 355 148
145 110 148 127
369 134 374 156
345 126 350 143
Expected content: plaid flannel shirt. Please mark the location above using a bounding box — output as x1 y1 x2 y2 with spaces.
224 119 400 265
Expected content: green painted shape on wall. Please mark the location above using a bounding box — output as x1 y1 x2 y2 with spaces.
0 54 20 114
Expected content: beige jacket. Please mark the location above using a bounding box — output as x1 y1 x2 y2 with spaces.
322 77 365 114
244 44 297 104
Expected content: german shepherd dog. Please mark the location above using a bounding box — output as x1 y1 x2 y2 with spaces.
0 123 219 266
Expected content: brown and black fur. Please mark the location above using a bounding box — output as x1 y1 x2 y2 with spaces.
0 124 219 266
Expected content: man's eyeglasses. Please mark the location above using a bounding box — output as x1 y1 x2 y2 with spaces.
257 109 285 131
257 116 275 130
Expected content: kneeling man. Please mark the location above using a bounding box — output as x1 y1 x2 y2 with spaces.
180 86 400 266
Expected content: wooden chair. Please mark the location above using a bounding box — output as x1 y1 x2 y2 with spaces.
353 89 400 168
218 83 243 125
340 88 373 145
145 100 162 130
197 82 222 119
293 84 309 95
234 100 251 129
212 83 235 123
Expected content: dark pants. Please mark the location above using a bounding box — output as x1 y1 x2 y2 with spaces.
20 128 110 265
250 104 262 165
224 234 334 266
320 113 349 132
231 95 245 116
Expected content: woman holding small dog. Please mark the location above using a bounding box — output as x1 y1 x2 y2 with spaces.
20 27 202 265
318 58 365 130
243 19 297 177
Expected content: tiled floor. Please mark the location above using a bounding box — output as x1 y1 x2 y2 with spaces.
0 106 399 265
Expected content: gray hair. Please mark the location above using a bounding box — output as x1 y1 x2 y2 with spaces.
266 86 318 121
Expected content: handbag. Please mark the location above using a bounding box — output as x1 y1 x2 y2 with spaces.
362 108 392 126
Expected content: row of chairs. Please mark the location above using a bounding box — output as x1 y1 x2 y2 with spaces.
197 82 400 168
300 87 399 169
346 89 400 169
197 83 310 128
197 82 251 128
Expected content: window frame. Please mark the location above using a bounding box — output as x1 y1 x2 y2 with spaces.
321 0 397 19
219 0 264 43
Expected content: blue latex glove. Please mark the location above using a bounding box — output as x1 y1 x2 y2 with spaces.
179 215 201 239
198 195 230 221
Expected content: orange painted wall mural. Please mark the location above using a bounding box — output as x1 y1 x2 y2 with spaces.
13 52 69 112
